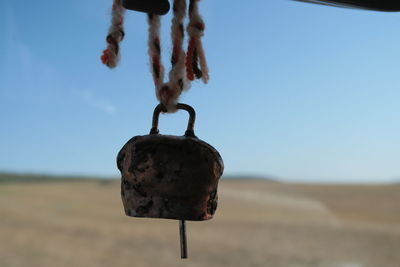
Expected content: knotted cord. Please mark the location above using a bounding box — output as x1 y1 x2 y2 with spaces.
186 0 209 84
101 0 209 112
148 0 189 111
101 0 126 68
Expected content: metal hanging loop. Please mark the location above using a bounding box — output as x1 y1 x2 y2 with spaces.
150 103 196 137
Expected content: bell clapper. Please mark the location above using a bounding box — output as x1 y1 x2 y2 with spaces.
179 220 188 259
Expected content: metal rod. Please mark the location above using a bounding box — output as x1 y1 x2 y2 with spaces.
179 220 188 259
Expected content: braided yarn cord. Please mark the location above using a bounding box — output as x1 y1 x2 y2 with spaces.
101 0 209 112
148 0 209 111
186 0 209 84
148 0 189 111
101 0 125 68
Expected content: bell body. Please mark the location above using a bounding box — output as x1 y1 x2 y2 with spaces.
117 104 223 221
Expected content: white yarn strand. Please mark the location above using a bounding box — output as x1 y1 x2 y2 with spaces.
101 0 125 68
168 0 190 92
147 14 164 88
187 0 209 83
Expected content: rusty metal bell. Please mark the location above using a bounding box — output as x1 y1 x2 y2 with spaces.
117 103 224 221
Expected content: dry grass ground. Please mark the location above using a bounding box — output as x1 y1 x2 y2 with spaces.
0 179 399 267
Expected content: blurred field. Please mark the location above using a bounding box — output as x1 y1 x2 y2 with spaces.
0 178 399 267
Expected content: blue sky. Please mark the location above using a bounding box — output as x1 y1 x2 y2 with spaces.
1 0 399 183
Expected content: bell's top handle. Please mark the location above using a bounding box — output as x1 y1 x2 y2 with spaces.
150 103 196 137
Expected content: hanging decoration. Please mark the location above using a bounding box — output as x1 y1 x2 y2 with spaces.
101 0 223 259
